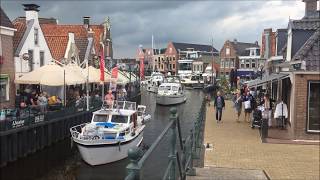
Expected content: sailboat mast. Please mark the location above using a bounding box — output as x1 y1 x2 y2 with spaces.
152 35 155 72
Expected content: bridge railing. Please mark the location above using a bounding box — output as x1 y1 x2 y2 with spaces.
125 98 206 180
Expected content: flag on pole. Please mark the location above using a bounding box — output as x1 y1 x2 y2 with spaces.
138 47 145 80
99 46 105 82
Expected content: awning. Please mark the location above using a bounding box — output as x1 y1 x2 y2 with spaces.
0 74 9 79
246 73 289 87
236 70 255 77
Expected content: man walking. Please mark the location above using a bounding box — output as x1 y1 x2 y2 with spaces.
214 91 225 123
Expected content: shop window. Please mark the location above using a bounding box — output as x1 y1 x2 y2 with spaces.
307 81 320 132
0 76 9 102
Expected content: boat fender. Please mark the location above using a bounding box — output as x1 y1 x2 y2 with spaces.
92 135 100 140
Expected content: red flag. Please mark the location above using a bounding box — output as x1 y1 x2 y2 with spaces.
140 58 144 80
100 47 105 81
111 66 118 79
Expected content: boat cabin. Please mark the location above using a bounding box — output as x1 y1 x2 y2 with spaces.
158 83 183 95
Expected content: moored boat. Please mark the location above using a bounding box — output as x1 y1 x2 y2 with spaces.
70 101 151 166
156 76 187 105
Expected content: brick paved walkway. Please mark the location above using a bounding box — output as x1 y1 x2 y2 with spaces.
203 101 320 180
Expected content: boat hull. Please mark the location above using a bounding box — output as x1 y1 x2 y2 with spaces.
156 94 187 105
75 131 144 166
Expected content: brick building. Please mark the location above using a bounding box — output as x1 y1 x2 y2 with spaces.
220 39 262 79
247 0 320 140
0 7 16 108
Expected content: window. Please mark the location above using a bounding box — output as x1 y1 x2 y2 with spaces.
173 57 175 61
172 64 175 69
158 57 160 61
245 60 250 68
226 48 230 55
221 61 224 68
225 60 229 68
169 64 172 70
0 76 9 102
40 51 44 67
230 60 234 68
251 59 256 68
307 81 320 132
250 50 254 56
28 50 34 71
34 28 39 45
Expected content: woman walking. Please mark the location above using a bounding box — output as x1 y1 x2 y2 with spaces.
233 90 242 122
243 91 254 123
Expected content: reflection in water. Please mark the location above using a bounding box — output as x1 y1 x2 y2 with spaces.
0 90 204 180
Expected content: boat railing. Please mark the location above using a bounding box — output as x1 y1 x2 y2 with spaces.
70 123 126 141
101 100 136 111
125 98 206 180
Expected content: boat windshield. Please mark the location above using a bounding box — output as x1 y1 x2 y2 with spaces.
93 114 109 122
111 115 128 123
159 86 171 91
172 86 179 91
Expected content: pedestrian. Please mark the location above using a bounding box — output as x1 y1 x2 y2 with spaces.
243 91 254 123
232 90 242 122
104 90 115 108
213 91 225 123
260 94 274 127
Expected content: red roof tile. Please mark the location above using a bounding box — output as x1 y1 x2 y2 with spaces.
13 19 27 53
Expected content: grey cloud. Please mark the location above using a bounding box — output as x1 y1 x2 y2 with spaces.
1 0 303 58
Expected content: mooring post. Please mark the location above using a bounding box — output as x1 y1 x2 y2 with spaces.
169 107 178 180
126 147 143 180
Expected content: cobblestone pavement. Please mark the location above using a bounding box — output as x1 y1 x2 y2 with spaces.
203 101 320 180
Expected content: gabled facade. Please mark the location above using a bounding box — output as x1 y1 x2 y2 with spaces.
0 7 16 108
13 4 53 77
220 39 262 79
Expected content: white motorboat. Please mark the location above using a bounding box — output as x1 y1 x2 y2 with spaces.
145 72 165 93
156 76 187 105
181 73 204 89
70 101 151 166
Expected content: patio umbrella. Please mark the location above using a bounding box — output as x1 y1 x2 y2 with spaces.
15 63 86 86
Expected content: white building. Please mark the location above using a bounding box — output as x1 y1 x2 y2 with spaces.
13 4 53 78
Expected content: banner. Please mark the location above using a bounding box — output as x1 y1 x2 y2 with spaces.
100 47 105 82
140 58 144 80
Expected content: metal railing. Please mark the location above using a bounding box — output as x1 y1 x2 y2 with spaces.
125 99 206 180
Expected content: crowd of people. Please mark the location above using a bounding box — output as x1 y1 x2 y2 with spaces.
210 83 286 129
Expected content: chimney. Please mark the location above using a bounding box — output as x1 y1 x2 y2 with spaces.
83 16 90 29
23 4 40 21
303 0 318 18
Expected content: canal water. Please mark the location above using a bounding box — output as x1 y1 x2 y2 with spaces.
0 90 204 180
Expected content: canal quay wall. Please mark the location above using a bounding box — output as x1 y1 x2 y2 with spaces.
0 92 141 168
0 107 93 167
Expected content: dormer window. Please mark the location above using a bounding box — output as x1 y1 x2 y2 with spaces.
34 28 39 45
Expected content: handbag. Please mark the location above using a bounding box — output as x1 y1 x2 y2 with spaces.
244 100 251 109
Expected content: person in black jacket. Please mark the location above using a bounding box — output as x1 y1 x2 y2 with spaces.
214 91 225 123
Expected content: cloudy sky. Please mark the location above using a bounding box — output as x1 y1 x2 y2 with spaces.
1 0 308 58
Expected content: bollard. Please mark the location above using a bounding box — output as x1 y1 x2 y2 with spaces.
126 147 143 180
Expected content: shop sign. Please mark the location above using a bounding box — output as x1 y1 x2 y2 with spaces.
35 114 45 123
12 119 25 128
